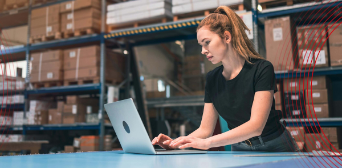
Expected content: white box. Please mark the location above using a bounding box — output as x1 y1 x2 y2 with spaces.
29 100 54 112
107 2 171 17
107 8 172 25
12 95 25 104
8 135 23 142
107 0 171 11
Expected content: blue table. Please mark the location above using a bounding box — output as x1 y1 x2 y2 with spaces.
0 151 341 168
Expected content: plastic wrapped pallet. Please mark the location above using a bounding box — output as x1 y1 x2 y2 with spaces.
106 0 172 25
172 0 244 15
13 111 24 126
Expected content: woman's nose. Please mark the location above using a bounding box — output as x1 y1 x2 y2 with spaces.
201 47 208 55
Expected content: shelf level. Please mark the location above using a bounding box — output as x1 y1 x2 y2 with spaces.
282 118 342 127
275 66 342 79
0 104 24 110
26 83 100 95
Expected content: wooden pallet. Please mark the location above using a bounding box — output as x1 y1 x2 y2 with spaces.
29 32 62 44
107 17 171 32
32 81 63 88
63 77 121 86
259 0 294 9
63 28 100 39
32 0 54 5
3 2 28 11
173 4 245 21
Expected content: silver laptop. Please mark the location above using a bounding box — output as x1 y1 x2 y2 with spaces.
104 98 207 155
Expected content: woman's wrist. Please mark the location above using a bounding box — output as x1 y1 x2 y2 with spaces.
205 137 213 149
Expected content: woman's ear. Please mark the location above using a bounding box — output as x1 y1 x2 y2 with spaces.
224 31 231 44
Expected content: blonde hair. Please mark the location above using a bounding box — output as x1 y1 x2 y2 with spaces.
197 6 263 63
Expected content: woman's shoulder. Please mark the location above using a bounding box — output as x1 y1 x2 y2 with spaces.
206 65 223 79
249 58 274 69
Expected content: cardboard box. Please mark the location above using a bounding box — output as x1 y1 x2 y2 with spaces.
64 46 100 60
66 96 98 106
48 109 62 124
265 16 298 71
29 100 55 111
287 127 305 142
31 14 60 28
60 0 101 13
64 146 75 153
306 89 328 104
63 67 114 80
297 24 329 68
63 104 87 114
30 23 60 37
1 25 28 46
63 113 86 124
31 60 63 73
57 101 64 112
31 4 60 18
321 127 337 142
304 133 330 152
305 104 329 118
331 143 339 149
283 91 305 106
304 76 328 90
31 50 63 63
146 91 166 98
61 17 100 32
285 105 306 118
64 56 100 70
61 8 101 23
30 70 63 82
328 24 342 66
80 135 99 152
283 78 303 92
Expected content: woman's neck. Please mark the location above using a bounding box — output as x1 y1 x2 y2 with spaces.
221 50 245 81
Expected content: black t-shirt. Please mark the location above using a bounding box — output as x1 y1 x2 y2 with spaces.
204 58 282 137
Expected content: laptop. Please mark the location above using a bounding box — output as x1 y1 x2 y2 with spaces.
104 98 207 155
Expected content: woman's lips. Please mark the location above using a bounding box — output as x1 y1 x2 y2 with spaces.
207 56 213 60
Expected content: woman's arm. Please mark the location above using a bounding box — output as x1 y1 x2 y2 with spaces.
187 103 219 139
171 90 274 150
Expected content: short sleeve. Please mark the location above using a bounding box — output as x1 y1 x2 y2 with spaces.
204 73 213 103
255 61 277 93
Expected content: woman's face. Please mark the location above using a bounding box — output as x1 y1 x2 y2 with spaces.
197 26 230 64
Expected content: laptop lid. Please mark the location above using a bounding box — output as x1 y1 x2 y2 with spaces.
104 98 156 155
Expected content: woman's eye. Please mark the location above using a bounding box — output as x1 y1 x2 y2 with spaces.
205 41 210 45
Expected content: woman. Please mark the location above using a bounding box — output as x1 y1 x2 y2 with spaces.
152 6 299 152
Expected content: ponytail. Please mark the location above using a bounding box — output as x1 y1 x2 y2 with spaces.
197 6 263 63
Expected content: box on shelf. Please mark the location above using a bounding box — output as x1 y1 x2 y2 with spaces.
305 104 329 118
297 24 329 68
0 116 12 126
328 24 342 67
304 133 330 152
62 113 86 124
265 16 298 71
303 76 329 90
13 111 24 126
287 127 305 142
30 4 60 37
1 25 28 46
321 127 338 143
64 146 75 153
66 96 98 106
80 135 99 152
27 110 49 125
283 91 305 106
29 100 55 112
285 105 306 118
86 114 99 123
306 89 328 104
48 109 62 124
146 91 166 98
60 0 101 13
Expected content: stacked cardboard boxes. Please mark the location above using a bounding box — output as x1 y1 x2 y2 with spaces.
265 16 298 71
322 127 339 150
48 101 64 124
283 78 306 118
63 96 98 124
63 45 124 83
0 76 25 91
183 55 205 92
106 0 172 26
172 0 243 15
297 24 329 68
60 0 101 35
80 135 99 152
1 25 28 46
328 24 342 67
27 100 55 125
30 50 64 83
0 115 12 126
30 4 60 39
13 111 24 126
304 132 330 152
286 127 305 151
305 76 330 118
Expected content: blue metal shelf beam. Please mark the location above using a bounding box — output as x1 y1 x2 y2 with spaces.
0 104 24 110
258 1 342 18
26 83 100 95
275 66 342 79
0 123 112 131
284 118 342 127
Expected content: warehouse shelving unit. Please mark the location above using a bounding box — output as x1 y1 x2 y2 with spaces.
1 0 342 153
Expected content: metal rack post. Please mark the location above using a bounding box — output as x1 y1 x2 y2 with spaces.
252 0 259 53
99 0 106 151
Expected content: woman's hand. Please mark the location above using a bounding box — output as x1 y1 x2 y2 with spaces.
170 136 211 150
151 133 175 150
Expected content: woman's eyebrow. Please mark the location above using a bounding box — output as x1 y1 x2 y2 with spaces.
201 38 208 42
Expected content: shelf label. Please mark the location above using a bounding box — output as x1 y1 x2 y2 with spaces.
72 105 77 114
302 50 313 65
316 141 321 149
291 130 298 136
290 82 297 87
67 13 73 20
314 50 326 65
49 115 52 121
273 28 283 41
314 107 322 112
87 106 92 114
291 95 299 100
46 26 52 33
312 81 318 86
13 127 23 131
66 3 72 9
67 23 73 30
313 93 320 98
70 51 76 58
47 72 53 79
293 110 300 115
